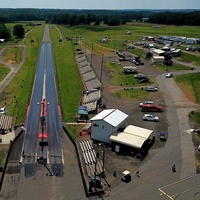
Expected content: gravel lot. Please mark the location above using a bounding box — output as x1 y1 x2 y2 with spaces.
86 51 169 187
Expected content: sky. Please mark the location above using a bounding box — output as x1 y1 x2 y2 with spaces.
0 0 199 10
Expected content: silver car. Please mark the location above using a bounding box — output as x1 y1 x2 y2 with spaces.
145 86 158 92
143 114 159 122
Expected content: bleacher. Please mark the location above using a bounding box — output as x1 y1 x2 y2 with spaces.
85 79 101 91
79 65 92 75
79 139 104 178
82 71 96 82
0 114 12 133
75 53 101 113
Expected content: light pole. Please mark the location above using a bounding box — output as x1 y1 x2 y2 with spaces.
90 42 94 66
100 52 104 83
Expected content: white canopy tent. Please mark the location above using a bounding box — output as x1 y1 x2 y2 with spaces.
110 125 153 149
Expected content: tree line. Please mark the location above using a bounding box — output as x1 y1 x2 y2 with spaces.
148 11 200 26
0 8 199 26
0 9 200 41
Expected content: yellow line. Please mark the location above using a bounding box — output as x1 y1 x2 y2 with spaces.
159 188 174 200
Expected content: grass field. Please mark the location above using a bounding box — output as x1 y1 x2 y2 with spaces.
50 25 83 122
0 22 200 162
1 22 200 127
175 73 200 126
0 64 10 83
0 25 44 124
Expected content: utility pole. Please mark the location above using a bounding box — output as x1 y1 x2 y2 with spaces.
100 52 104 83
90 42 94 66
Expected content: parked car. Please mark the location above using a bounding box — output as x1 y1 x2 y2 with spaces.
139 101 154 107
160 132 167 141
186 45 192 51
141 104 163 112
163 59 173 66
143 114 159 122
138 78 150 84
0 107 7 114
145 86 158 92
134 73 146 79
166 72 173 78
130 58 140 66
135 56 144 65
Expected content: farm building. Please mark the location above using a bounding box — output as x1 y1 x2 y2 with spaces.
90 109 128 144
152 49 165 56
110 125 153 153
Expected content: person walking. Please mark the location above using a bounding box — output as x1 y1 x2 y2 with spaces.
135 170 140 178
172 164 176 173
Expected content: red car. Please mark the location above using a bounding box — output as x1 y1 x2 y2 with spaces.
141 104 163 112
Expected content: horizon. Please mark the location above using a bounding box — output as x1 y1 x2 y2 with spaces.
0 0 199 10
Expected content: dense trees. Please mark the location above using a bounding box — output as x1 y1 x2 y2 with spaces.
0 24 11 40
148 11 200 26
13 24 25 38
0 9 200 27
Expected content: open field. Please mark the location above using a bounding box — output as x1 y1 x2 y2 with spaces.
50 25 83 122
0 24 44 124
0 64 10 83
0 22 200 131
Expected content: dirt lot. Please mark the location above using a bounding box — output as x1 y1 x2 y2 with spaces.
85 51 169 187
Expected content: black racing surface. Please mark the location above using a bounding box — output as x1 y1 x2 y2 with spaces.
22 26 63 177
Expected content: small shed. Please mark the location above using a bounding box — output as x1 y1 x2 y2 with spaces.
151 56 165 63
152 49 165 56
90 109 128 143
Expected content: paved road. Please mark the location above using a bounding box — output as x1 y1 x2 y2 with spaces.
102 70 200 200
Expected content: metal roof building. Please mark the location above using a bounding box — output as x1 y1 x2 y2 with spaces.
90 109 128 143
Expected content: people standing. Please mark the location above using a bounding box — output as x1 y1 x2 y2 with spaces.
135 170 140 178
172 164 176 173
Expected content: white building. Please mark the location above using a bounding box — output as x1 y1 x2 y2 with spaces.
90 109 128 143
151 56 165 63
152 49 165 56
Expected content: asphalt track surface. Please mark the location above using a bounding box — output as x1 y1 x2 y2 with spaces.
22 26 63 177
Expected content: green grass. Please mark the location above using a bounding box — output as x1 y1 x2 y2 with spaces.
115 88 151 100
0 25 44 124
50 25 83 122
67 124 84 140
0 64 10 82
176 52 200 66
1 22 200 127
0 151 4 165
4 47 24 64
154 63 191 72
175 73 200 103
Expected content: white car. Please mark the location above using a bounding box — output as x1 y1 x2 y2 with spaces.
143 114 159 122
166 72 173 78
134 73 146 79
139 101 154 107
145 86 158 92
